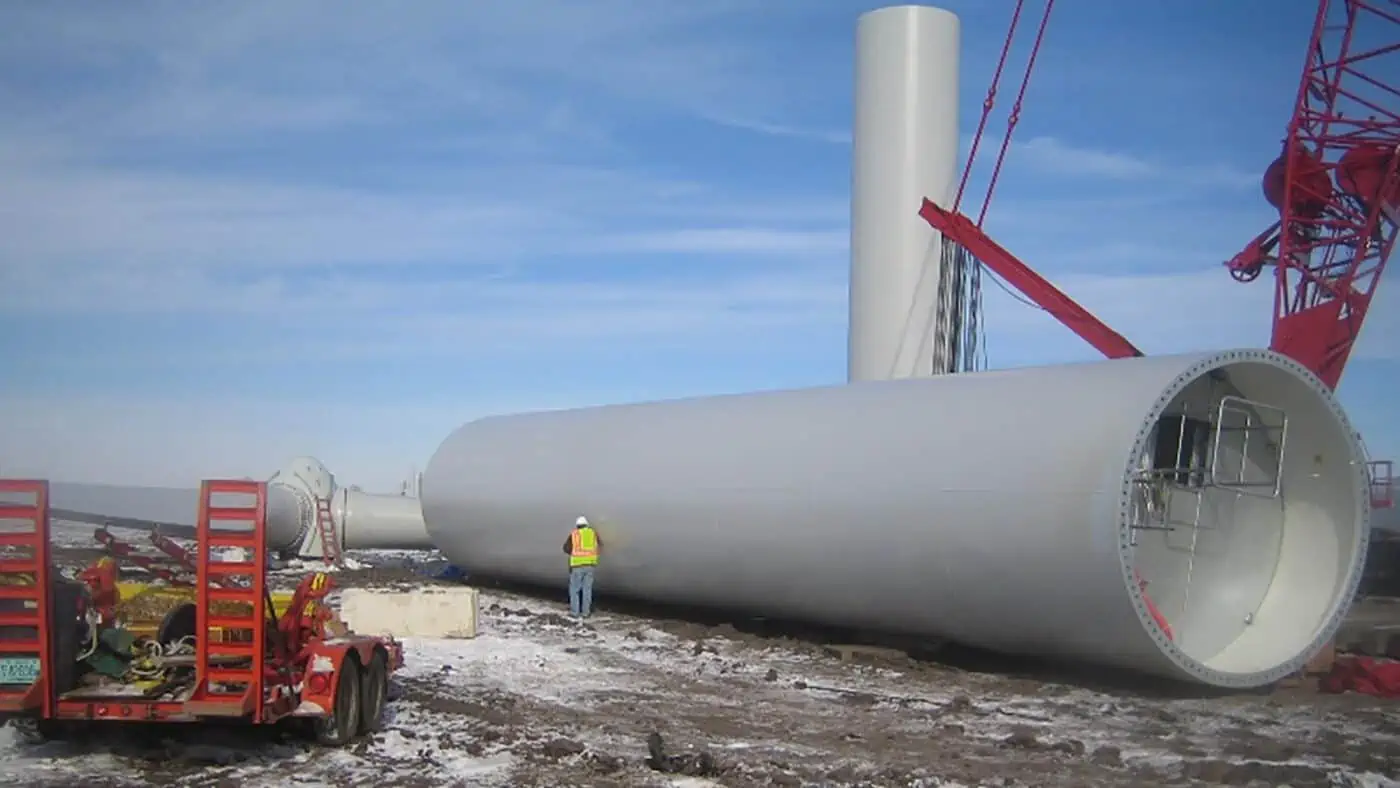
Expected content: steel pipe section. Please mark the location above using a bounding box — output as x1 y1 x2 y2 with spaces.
335 487 432 550
264 456 336 554
47 475 312 553
266 456 432 555
848 5 961 382
48 456 432 558
421 349 1369 688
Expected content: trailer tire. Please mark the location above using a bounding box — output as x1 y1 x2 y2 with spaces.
157 603 197 644
47 579 85 697
314 656 361 747
358 649 388 735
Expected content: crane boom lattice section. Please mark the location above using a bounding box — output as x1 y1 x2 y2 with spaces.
1225 0 1400 392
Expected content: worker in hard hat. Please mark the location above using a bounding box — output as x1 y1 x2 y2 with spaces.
561 515 602 619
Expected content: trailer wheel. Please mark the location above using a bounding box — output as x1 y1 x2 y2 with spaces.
314 656 361 747
358 649 388 735
157 602 197 644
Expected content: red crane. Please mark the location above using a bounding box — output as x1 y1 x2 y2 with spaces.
920 0 1397 510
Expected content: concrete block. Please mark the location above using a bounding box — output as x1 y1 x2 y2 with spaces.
339 586 479 639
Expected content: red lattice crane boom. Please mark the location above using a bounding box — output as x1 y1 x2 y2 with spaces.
1224 0 1400 393
919 0 1396 509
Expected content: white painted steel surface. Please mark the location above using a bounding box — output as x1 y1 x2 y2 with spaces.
47 455 432 556
848 5 962 382
48 479 309 551
421 350 1370 688
336 487 432 550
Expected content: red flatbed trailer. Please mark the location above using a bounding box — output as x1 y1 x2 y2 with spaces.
0 478 403 745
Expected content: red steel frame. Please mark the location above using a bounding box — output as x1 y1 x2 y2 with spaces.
94 527 196 587
0 480 54 718
1225 0 1400 393
314 496 341 566
188 479 268 719
921 0 1397 510
0 477 401 727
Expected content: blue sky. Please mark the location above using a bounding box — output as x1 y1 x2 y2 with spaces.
0 0 1395 490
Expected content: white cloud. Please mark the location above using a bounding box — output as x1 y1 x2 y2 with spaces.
587 228 849 256
0 0 820 145
700 114 852 145
960 135 1261 190
1016 136 1159 180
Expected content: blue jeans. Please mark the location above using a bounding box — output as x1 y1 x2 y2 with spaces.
568 565 596 617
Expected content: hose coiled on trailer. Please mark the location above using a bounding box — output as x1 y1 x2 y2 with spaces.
126 636 197 681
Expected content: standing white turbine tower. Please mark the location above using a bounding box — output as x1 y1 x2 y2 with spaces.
848 5 963 382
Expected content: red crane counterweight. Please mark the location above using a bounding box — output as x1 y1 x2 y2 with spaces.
1263 146 1333 218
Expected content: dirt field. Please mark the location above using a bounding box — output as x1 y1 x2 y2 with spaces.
1 526 1397 787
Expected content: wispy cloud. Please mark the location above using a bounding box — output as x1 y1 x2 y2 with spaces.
701 114 853 145
0 0 821 146
0 148 844 273
959 134 1261 190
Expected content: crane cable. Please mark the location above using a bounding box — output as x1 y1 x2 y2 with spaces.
946 0 1056 371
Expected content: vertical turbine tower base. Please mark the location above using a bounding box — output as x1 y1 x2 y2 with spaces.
848 5 962 382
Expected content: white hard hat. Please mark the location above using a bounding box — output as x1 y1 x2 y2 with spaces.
575 515 589 526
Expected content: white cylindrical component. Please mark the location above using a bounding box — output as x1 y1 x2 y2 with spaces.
265 486 310 552
421 350 1371 688
848 5 962 383
265 456 337 554
45 454 432 558
336 488 432 550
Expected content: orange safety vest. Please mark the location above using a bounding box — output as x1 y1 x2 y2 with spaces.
569 527 599 567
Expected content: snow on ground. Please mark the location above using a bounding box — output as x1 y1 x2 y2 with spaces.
50 520 142 551
4 545 1400 786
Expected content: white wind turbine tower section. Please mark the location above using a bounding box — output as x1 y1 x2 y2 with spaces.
421 349 1371 689
848 5 963 382
48 456 432 558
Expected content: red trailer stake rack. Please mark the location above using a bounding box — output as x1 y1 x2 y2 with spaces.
0 478 403 745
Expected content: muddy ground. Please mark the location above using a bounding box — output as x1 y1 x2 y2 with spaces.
3 538 1396 787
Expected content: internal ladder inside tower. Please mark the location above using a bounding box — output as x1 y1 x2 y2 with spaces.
1129 393 1289 543
1130 394 1290 625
